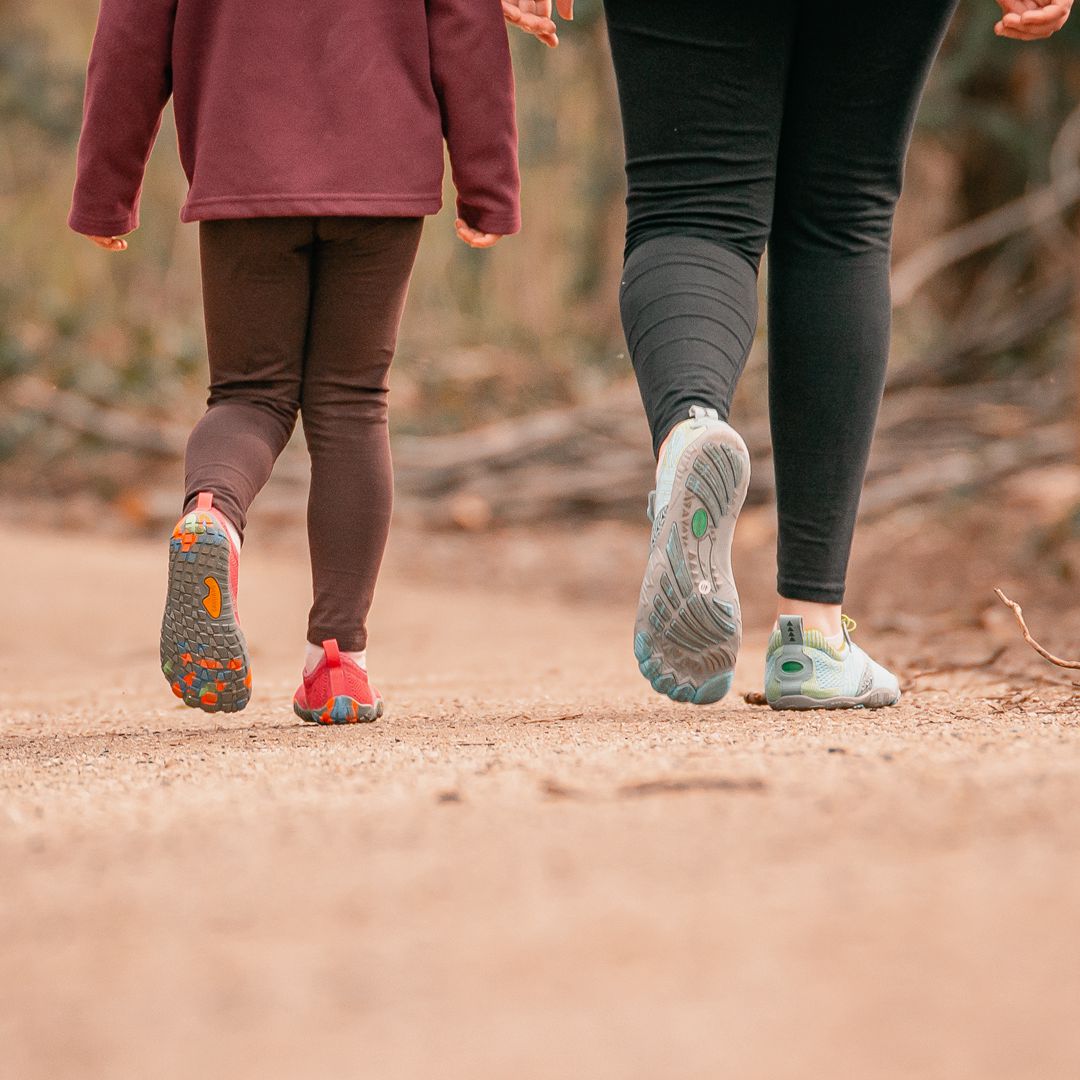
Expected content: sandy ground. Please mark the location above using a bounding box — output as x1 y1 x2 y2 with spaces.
3 516 1080 1080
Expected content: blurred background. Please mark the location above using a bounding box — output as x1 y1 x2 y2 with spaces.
4 0 1080 628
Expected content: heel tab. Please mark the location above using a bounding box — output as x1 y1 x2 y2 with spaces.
196 492 214 511
321 639 347 698
777 615 804 645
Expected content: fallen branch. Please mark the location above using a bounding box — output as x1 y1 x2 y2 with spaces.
11 374 189 457
14 367 1073 528
995 588 1080 670
885 277 1073 393
891 174 1080 306
891 98 1080 307
859 423 1073 520
9 374 311 482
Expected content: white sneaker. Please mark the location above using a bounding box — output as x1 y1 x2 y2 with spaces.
765 614 901 710
633 406 750 705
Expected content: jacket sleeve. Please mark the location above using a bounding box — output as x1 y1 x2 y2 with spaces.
68 0 177 237
426 0 522 236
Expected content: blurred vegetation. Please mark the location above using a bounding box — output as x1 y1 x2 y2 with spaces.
2 0 1080 506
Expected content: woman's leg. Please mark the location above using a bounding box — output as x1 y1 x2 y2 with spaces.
185 218 315 538
299 216 423 654
768 1 959 616
604 1 800 703
604 0 797 455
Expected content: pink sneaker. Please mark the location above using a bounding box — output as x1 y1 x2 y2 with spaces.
160 492 251 712
293 639 383 725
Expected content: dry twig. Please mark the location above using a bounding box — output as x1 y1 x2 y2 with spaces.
995 588 1080 670
891 98 1080 306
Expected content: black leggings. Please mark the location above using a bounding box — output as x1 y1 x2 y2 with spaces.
605 0 957 603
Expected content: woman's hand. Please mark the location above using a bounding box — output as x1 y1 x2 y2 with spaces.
455 219 502 248
502 0 574 48
995 0 1073 39
86 235 129 251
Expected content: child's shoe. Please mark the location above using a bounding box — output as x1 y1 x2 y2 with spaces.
634 405 751 704
293 638 383 725
160 492 251 712
764 614 900 710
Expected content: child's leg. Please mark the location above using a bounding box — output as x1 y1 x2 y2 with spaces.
162 218 316 712
184 218 317 540
300 216 424 653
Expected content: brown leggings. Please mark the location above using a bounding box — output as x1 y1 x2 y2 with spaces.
184 216 423 651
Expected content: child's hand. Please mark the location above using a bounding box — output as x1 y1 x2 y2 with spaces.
455 219 502 249
995 0 1073 39
502 0 574 48
87 235 129 252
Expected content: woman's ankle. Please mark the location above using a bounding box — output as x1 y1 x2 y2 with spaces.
775 597 843 638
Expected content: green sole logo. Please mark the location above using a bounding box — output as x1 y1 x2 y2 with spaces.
691 508 709 538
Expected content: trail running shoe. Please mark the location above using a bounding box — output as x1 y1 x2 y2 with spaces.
160 492 251 712
765 614 901 710
633 405 751 705
293 638 384 725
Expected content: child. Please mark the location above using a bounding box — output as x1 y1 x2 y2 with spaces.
70 0 521 723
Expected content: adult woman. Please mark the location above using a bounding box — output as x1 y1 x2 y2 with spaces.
505 0 1073 708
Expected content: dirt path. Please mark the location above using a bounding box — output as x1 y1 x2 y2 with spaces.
3 524 1080 1079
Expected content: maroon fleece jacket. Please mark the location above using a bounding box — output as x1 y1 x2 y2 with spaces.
69 0 520 238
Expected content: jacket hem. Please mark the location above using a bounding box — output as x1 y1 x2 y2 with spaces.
180 193 444 222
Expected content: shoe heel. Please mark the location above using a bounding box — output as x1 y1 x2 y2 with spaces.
774 643 814 698
161 511 250 714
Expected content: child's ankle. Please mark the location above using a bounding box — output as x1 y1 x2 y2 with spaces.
304 641 367 675
220 514 241 552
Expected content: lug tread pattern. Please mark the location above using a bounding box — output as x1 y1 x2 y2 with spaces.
160 515 251 713
634 424 750 706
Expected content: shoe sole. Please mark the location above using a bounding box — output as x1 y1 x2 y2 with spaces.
634 423 750 705
294 696 384 725
160 511 251 713
767 688 901 711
